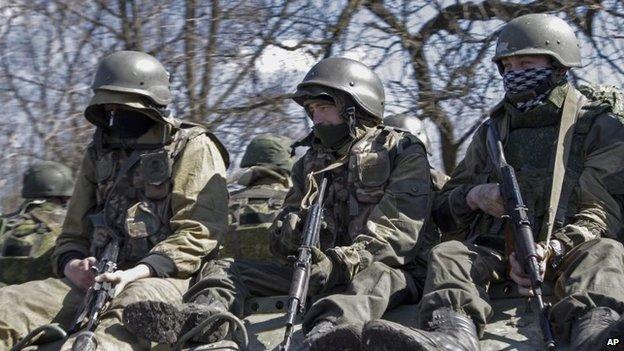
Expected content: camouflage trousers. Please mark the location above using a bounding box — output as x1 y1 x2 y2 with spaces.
417 238 624 341
184 259 421 332
0 276 190 350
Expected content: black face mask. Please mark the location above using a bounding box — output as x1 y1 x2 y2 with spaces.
313 122 351 149
107 110 156 138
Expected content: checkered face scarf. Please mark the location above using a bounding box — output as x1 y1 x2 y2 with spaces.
503 67 554 112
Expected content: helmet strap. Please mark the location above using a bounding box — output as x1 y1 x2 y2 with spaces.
108 109 115 128
344 106 357 139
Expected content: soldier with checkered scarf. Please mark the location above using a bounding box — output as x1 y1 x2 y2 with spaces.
360 14 624 351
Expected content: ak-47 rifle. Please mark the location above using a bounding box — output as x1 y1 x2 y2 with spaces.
486 123 556 351
280 177 328 351
69 228 120 351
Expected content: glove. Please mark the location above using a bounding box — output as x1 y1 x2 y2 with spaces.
271 212 303 254
309 247 339 295
537 239 566 270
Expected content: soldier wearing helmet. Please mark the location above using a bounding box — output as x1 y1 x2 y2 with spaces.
362 14 624 351
123 57 437 350
0 161 74 287
220 134 294 260
0 51 230 350
383 115 450 190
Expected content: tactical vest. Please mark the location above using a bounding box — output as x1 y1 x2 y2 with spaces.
470 97 615 249
0 201 66 284
88 124 211 266
220 184 289 260
301 126 430 251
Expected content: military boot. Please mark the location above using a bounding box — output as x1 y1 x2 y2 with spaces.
308 323 362 351
123 296 229 344
361 308 480 351
570 307 624 351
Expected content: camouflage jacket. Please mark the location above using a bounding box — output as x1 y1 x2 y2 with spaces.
434 83 624 252
271 125 436 282
220 165 290 260
0 201 66 285
52 121 229 279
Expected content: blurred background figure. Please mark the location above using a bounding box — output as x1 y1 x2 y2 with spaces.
220 133 294 260
0 161 74 287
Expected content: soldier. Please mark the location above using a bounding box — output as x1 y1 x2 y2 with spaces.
220 133 294 261
0 161 74 287
383 115 450 190
361 14 624 351
0 50 229 350
123 57 437 350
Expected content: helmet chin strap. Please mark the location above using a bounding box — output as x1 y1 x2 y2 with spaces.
344 106 357 139
108 109 115 127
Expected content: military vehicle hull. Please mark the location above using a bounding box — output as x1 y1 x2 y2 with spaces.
173 282 569 351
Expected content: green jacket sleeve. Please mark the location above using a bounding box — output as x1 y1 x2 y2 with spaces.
330 141 433 281
552 114 624 250
52 152 97 276
142 133 228 278
433 123 489 239
268 157 306 258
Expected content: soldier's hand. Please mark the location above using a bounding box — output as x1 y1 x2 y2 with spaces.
64 257 97 291
309 247 334 296
95 263 151 297
509 245 547 297
275 213 303 251
466 183 505 218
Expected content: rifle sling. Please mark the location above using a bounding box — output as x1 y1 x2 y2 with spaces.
541 87 586 242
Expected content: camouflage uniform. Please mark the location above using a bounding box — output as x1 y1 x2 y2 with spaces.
123 57 437 350
0 51 229 351
189 123 435 324
220 134 293 261
383 115 450 190
0 201 66 286
421 83 624 334
361 14 624 351
0 161 74 286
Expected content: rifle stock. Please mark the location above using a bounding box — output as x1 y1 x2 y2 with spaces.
280 177 328 351
486 123 556 350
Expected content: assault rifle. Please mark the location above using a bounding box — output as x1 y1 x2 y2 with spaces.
280 177 328 351
486 123 556 351
69 235 120 351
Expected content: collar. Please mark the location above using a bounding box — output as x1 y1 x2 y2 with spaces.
504 83 571 129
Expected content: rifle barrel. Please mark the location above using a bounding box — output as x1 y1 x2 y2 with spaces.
486 123 556 350
279 177 328 351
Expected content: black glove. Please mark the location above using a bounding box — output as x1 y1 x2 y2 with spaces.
309 247 342 295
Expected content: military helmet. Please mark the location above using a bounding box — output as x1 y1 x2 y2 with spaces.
240 134 293 171
384 115 430 150
292 57 385 120
91 50 171 106
85 51 177 127
493 14 581 73
22 161 74 198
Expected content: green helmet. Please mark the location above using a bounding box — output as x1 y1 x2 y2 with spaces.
240 134 293 171
384 115 430 150
493 13 581 73
292 57 385 121
91 50 171 106
85 51 175 127
22 161 74 198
